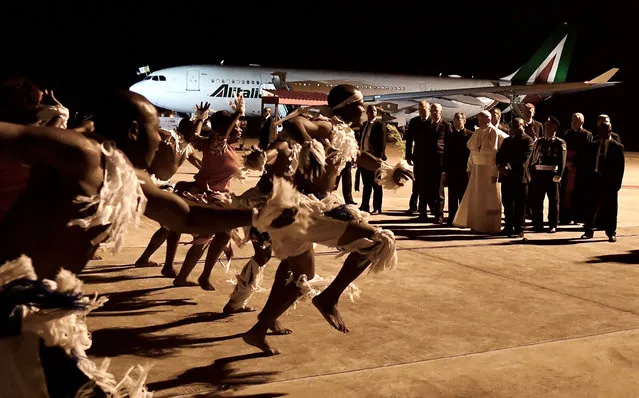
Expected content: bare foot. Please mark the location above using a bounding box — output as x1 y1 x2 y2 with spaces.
242 330 279 355
198 276 216 291
135 259 160 267
269 320 292 335
223 302 257 314
173 279 198 287
312 295 349 333
161 267 178 278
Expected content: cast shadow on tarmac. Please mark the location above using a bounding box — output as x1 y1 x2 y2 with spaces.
81 264 136 274
586 249 639 264
90 286 194 315
82 273 167 284
89 312 233 358
147 352 280 396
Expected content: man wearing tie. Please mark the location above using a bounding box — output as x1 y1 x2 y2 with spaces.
404 100 430 214
521 103 544 140
581 115 625 242
420 103 451 223
259 107 272 150
358 105 387 214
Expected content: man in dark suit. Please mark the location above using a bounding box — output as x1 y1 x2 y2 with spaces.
418 103 452 223
521 103 544 140
491 108 510 135
358 105 387 214
258 107 272 150
496 118 534 237
404 100 430 215
443 112 472 225
558 112 593 224
581 114 625 242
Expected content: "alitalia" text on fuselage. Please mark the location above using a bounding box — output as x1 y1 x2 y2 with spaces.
210 84 261 99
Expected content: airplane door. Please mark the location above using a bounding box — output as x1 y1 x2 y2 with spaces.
186 69 200 91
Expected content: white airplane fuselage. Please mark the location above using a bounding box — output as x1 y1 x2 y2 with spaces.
130 65 499 123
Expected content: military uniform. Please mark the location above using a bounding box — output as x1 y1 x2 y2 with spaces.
529 136 567 230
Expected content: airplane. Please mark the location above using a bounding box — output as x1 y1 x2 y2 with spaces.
129 23 619 125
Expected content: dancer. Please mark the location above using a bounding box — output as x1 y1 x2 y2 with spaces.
134 104 207 271
222 136 302 320
169 104 250 289
242 84 411 355
0 89 255 397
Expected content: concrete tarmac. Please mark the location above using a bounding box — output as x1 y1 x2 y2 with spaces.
83 140 639 397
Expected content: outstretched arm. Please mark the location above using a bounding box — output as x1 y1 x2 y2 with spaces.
138 171 254 234
281 116 333 144
0 121 101 181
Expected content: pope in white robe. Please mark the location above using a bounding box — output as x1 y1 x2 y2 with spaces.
453 111 503 233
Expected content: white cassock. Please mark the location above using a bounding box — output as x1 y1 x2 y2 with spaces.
453 125 502 233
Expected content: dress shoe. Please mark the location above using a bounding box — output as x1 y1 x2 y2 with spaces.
370 209 381 215
581 232 594 239
608 235 617 242
346 200 357 205
405 208 418 215
548 227 557 234
434 216 444 224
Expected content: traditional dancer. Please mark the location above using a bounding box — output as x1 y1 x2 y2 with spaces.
134 103 207 271
241 84 411 355
169 103 251 290
222 136 302 321
0 89 255 397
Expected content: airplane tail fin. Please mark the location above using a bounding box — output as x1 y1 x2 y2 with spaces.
502 23 576 85
501 23 577 117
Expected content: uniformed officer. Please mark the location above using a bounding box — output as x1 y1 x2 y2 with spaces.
529 115 567 233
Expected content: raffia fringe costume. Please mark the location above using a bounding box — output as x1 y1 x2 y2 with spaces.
0 142 152 397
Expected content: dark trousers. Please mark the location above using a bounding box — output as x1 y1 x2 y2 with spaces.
501 179 528 234
360 169 383 212
584 176 618 237
530 171 560 229
335 162 354 202
258 129 270 150
447 171 468 223
409 160 420 211
418 155 444 219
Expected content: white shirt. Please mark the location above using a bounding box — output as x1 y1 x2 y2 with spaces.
595 136 612 172
361 119 376 153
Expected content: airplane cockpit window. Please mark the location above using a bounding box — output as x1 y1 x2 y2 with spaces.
159 75 166 81
144 76 152 80
152 76 159 81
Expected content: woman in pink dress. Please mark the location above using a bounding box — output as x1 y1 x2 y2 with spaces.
169 109 246 290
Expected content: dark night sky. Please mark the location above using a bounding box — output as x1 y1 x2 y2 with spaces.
2 1 635 147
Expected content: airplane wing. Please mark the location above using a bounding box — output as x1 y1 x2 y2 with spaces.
364 69 620 104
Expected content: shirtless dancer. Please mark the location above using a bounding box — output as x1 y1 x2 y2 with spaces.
134 104 207 274
242 84 411 355
0 89 255 397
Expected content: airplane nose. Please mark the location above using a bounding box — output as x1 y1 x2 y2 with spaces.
129 81 143 95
